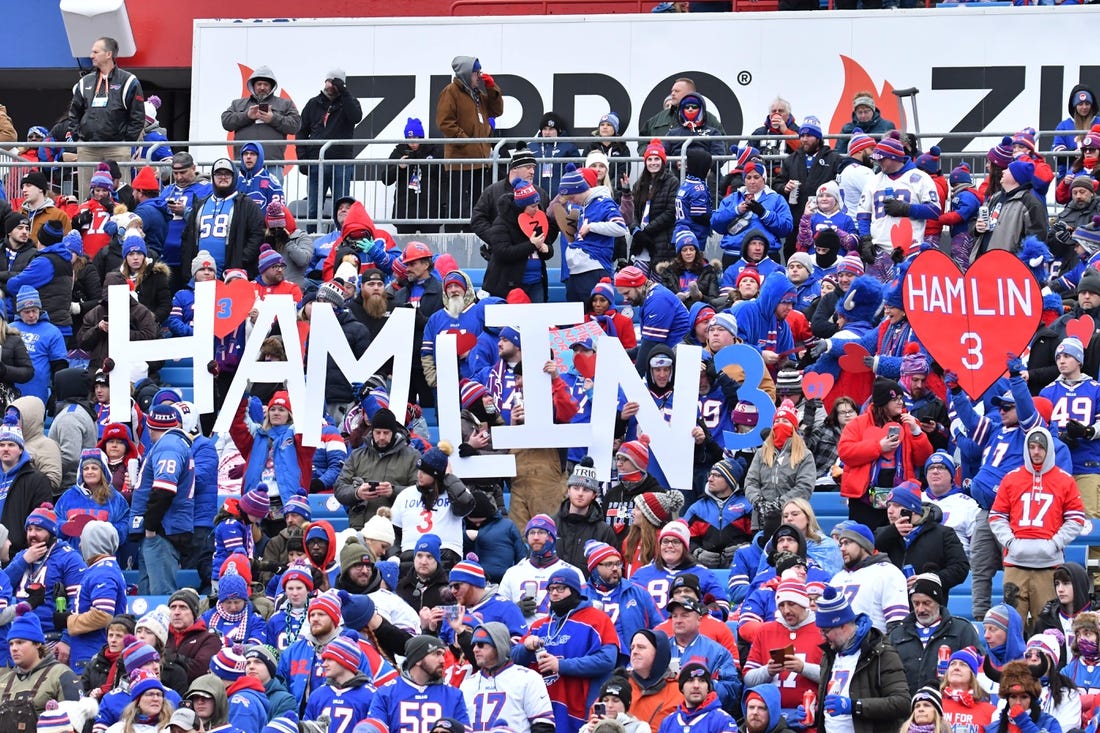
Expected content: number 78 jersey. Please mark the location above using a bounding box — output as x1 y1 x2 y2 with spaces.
460 663 555 733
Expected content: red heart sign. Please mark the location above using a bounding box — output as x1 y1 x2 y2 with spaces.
1066 314 1095 345
445 329 478 357
904 249 1041 400
518 209 549 239
890 217 914 252
573 352 596 379
214 279 257 338
838 343 873 373
802 372 835 401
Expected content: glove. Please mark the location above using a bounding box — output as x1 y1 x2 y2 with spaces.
70 301 81 315
944 370 960 393
72 209 94 230
692 547 723 568
809 340 829 359
790 706 809 730
883 198 911 217
25 584 46 609
518 595 537 616
310 478 326 493
458 442 478 458
1009 705 1033 730
824 695 852 716
747 199 766 216
859 235 877 265
1066 419 1095 440
630 230 651 256
331 77 346 94
862 355 875 370
228 464 245 480
937 657 949 677
480 72 495 88
53 609 71 632
891 246 906 264
1006 352 1026 377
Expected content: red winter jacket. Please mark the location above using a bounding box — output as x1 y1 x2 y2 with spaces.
836 411 933 500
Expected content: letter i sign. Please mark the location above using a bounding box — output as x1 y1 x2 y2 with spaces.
903 250 1041 400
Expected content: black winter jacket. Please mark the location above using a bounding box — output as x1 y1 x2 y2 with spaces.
180 193 265 278
553 499 618 574
471 177 551 245
1033 561 1093 666
887 608 982 694
815 624 910 733
631 171 680 261
0 241 37 287
0 327 34 389
1 458 52 553
297 88 364 161
325 310 372 404
774 146 844 250
382 142 444 223
67 66 145 142
873 503 970 592
33 250 75 331
483 194 559 299
72 260 104 318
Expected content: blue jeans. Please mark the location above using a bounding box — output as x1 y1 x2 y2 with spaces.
307 163 355 231
141 534 182 595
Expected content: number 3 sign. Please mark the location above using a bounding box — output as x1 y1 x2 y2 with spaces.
903 249 1041 400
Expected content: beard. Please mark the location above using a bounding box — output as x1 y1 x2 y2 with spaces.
213 181 236 197
364 292 389 319
444 293 466 317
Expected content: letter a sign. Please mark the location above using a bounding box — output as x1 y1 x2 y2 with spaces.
903 249 1041 400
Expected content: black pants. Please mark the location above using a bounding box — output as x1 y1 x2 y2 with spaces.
848 498 887 531
443 167 489 233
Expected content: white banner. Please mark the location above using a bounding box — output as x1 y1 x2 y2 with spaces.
191 8 1100 163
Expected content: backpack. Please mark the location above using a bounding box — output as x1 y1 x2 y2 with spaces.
0 666 49 733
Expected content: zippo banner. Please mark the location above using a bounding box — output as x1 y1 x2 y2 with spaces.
191 8 1100 163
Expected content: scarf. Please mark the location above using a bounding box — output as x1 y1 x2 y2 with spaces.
529 539 559 569
908 724 935 733
283 606 307 646
943 686 976 708
98 647 123 697
619 469 644 484
214 602 250 643
772 423 793 449
1077 637 1098 661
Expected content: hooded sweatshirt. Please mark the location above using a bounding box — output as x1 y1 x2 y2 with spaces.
189 673 243 732
236 141 284 210
65 521 126 665
9 395 63 490
990 425 1086 569
220 66 301 162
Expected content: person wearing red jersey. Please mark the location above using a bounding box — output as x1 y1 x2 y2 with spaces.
744 579 824 722
71 165 119 259
991 426 1087 629
938 646 996 733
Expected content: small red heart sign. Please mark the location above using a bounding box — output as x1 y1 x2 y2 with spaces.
904 249 1041 400
1066 314 1095 345
838 343 873 373
890 217 914 252
518 209 549 239
445 329 478 357
802 372 835 401
214 279 257 339
573 352 596 379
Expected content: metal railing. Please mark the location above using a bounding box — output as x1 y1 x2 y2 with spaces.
0 130 1078 236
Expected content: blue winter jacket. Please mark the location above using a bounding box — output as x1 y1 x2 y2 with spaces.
469 511 525 583
241 421 303 506
711 187 793 256
730 273 795 356
166 282 196 336
237 142 285 210
192 433 219 529
311 424 348 491
563 188 627 278
587 574 661 654
134 197 170 257
228 679 271 733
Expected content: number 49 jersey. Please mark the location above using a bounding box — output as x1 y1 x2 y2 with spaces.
1040 376 1100 474
460 663 555 733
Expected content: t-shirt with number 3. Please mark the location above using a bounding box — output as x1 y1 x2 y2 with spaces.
391 485 463 556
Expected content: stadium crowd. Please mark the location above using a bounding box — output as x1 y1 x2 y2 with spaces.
1 39 1100 733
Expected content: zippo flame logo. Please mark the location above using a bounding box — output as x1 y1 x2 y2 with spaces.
827 56 905 135
226 63 298 174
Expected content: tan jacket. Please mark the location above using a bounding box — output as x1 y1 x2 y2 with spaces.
0 105 16 143
436 77 503 171
0 656 81 714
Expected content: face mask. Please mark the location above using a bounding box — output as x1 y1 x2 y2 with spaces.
1078 637 1098 658
1026 657 1049 679
550 592 581 616
772 422 794 449
1085 154 1099 169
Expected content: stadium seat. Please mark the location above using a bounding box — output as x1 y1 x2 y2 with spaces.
128 596 172 616
160 367 194 388
308 493 345 518
176 569 201 590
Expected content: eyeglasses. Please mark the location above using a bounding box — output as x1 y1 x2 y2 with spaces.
598 560 624 569
448 583 463 590
269 263 286 270
682 103 700 110
659 537 683 546
837 409 857 417
998 404 1016 412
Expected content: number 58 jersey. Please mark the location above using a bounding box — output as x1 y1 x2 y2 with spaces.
460 662 555 733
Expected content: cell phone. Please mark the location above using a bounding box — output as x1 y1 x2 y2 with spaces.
900 509 913 521
594 703 607 717
887 425 900 440
368 481 380 489
258 103 270 113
